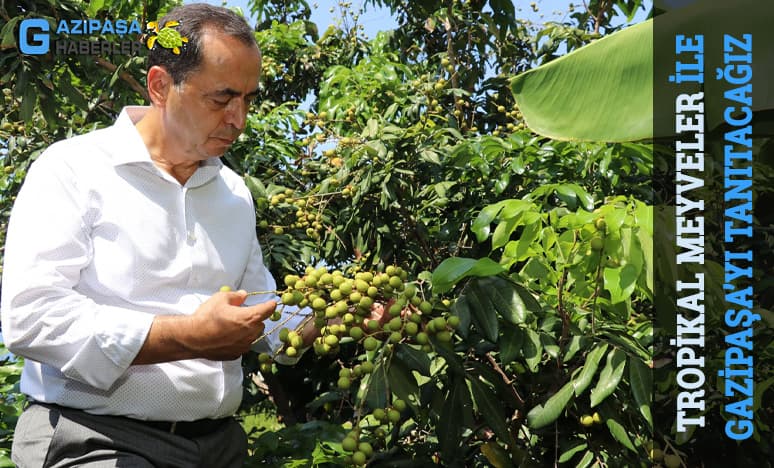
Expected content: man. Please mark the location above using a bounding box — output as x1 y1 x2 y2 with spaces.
1 4 308 467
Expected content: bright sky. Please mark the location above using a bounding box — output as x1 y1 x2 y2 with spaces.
187 0 651 39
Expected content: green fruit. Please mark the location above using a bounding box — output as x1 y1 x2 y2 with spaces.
357 442 373 457
592 412 602 424
663 454 682 468
388 302 402 316
360 361 374 374
354 279 369 293
389 331 402 343
432 317 447 330
324 335 339 347
595 218 607 231
312 297 327 310
279 328 290 343
436 330 452 342
366 319 380 331
447 315 460 328
580 415 594 427
281 292 296 305
285 346 298 357
339 368 351 378
419 301 432 314
650 448 664 462
590 236 604 251
402 284 417 299
337 377 351 390
415 332 429 345
342 436 357 452
363 337 379 351
388 276 403 288
404 321 419 336
351 451 366 465
284 275 300 288
387 408 401 423
388 316 403 331
372 408 386 421
393 399 407 412
258 353 272 364
349 327 364 340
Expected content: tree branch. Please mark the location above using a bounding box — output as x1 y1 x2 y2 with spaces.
94 57 148 101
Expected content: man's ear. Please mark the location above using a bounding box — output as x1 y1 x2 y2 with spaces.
146 65 173 107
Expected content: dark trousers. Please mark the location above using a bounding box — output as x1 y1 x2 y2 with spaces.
11 403 247 468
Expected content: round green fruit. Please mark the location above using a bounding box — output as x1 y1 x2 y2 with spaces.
342 437 357 452
580 415 594 427
351 451 366 465
590 237 604 251
663 454 682 468
337 377 351 390
363 337 379 351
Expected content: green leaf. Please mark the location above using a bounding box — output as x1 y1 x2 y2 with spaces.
526 380 574 429
438 377 472 459
522 328 543 372
360 358 388 410
603 263 640 304
387 358 419 409
431 257 505 294
558 441 587 464
394 343 431 376
499 324 523 365
469 377 515 446
472 201 506 243
605 417 637 453
629 357 653 429
572 343 608 396
468 276 539 326
511 20 652 142
86 0 106 16
1 17 21 48
466 283 499 342
590 348 626 407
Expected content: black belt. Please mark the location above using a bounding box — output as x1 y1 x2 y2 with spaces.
134 418 230 439
33 402 230 439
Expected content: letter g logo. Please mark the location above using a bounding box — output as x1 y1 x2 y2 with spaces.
19 18 50 55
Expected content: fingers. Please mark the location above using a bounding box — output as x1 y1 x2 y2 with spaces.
225 289 248 306
242 300 277 326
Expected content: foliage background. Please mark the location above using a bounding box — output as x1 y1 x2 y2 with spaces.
1 0 771 467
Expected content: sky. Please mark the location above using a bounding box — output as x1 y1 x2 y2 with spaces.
187 0 651 40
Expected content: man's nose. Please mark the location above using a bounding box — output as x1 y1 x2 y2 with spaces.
224 98 247 131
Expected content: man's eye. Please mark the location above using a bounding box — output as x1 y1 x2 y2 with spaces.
211 98 230 106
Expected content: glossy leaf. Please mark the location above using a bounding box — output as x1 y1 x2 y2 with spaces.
629 356 653 429
526 380 574 429
431 257 506 294
590 348 627 407
511 21 652 142
572 343 609 397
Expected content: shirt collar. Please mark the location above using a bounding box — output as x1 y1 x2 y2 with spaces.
109 106 224 187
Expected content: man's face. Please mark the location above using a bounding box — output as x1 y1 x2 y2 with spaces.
163 31 261 161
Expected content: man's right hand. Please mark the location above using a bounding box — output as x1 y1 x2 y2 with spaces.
133 290 277 365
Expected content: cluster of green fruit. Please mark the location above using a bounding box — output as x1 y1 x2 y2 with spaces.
647 440 684 468
262 265 458 359
338 397 408 465
250 264 458 465
256 189 325 239
578 411 603 427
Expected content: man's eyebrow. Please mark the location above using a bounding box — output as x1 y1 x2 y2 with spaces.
208 87 260 98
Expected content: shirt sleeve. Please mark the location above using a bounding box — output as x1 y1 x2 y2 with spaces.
0 150 154 391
